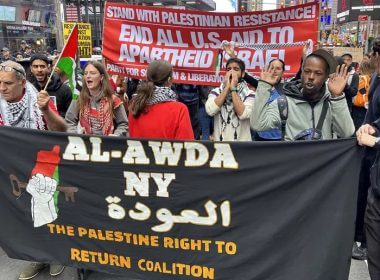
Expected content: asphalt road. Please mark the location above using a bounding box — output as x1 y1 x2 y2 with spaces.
0 247 371 280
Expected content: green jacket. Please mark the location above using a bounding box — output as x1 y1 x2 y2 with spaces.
250 80 355 141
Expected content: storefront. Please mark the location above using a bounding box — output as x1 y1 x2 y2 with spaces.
0 0 57 54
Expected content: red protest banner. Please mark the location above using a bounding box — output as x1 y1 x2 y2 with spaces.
103 3 319 86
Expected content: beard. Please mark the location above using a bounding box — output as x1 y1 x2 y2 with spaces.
301 80 324 101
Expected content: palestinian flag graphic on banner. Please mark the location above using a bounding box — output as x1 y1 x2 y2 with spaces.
56 24 79 99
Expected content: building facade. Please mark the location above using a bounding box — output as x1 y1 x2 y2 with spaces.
0 0 58 53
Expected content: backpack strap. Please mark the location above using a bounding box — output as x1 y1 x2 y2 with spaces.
277 95 288 140
316 99 329 131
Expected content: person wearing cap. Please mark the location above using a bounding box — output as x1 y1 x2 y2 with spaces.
251 49 354 140
19 40 27 55
28 54 72 117
23 44 34 58
128 59 193 140
0 47 15 63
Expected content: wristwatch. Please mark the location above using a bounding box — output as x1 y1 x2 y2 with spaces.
230 87 237 92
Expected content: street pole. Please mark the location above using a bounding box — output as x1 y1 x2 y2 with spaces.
365 16 371 53
356 20 360 46
55 0 64 51
92 0 100 48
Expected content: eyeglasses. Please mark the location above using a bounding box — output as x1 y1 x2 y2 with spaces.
0 65 25 76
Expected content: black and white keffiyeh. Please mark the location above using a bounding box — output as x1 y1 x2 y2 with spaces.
211 80 254 140
0 81 45 129
147 86 177 105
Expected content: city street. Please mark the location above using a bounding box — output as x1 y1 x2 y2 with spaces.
0 247 371 280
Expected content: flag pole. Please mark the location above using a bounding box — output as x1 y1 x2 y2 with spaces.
43 23 78 91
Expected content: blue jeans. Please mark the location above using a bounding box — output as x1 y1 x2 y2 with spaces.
199 105 213 140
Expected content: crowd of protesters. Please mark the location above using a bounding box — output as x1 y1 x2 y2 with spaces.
1 36 380 280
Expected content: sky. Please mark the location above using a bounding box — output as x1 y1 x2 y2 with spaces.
215 0 278 12
215 0 236 12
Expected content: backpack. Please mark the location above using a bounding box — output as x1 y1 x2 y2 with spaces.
353 75 370 108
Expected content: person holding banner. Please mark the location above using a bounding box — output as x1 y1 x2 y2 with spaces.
0 60 67 279
251 49 355 140
206 57 255 141
0 60 66 132
128 59 194 140
65 61 128 136
356 37 380 280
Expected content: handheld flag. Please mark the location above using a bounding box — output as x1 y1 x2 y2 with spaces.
55 24 79 99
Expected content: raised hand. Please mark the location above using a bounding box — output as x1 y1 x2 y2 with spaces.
223 42 236 58
260 65 277 86
328 64 349 97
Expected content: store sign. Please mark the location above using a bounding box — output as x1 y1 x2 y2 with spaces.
338 0 380 21
358 15 369 21
21 21 41 27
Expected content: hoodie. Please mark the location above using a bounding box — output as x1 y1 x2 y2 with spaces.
30 73 72 117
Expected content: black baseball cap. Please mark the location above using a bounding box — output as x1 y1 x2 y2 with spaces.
307 49 338 74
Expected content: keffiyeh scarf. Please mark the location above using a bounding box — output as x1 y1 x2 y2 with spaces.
212 80 253 140
147 86 177 105
0 81 45 130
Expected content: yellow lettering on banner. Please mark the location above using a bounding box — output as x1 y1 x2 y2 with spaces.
138 259 214 279
163 237 211 252
47 224 75 236
70 248 131 268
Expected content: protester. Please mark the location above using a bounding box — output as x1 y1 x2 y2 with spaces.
351 60 376 261
254 59 285 141
29 54 72 117
54 62 80 98
65 60 128 136
18 40 27 55
128 59 193 140
251 49 355 140
352 61 373 129
355 36 380 279
112 75 128 111
357 120 380 279
174 83 201 139
23 45 33 58
0 60 67 279
15 53 24 62
341 53 359 113
199 85 214 140
206 57 255 141
0 47 15 63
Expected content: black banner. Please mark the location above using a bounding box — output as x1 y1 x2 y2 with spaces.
0 126 361 280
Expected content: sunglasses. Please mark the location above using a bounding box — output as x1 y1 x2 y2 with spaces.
0 65 25 76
